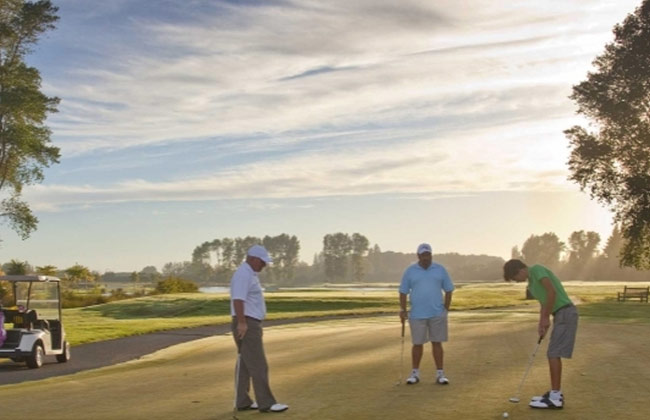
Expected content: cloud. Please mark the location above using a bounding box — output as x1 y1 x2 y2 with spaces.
31 0 640 209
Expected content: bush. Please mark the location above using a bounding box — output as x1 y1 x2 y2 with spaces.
154 276 199 294
62 290 109 308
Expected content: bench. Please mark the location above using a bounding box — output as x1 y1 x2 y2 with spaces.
617 286 649 303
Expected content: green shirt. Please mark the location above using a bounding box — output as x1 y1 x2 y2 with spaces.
527 265 572 312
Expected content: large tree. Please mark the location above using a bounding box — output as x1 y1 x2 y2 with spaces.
0 0 60 240
565 0 650 269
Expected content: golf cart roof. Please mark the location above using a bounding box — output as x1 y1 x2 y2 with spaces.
0 275 61 283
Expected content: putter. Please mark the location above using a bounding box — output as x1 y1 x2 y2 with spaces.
395 320 405 386
509 336 543 403
233 347 241 419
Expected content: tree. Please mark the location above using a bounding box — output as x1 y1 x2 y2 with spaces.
350 233 370 282
322 233 353 282
130 271 140 293
565 230 601 279
520 233 564 268
263 234 300 285
603 225 624 260
565 0 650 269
567 231 601 264
63 264 93 288
3 258 29 274
0 1 60 240
35 264 56 275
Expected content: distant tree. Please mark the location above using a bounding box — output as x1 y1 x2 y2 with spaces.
565 231 601 279
139 265 161 284
221 238 235 271
0 1 60 240
521 233 564 268
191 241 212 264
63 264 93 288
511 246 522 259
130 271 140 292
162 261 191 277
234 236 262 265
322 233 353 282
3 258 29 274
263 234 300 285
35 264 57 275
350 233 370 282
603 225 624 260
565 0 650 269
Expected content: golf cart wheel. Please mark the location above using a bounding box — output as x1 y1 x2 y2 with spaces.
56 341 71 363
26 343 44 369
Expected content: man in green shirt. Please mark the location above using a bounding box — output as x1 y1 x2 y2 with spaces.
503 259 579 410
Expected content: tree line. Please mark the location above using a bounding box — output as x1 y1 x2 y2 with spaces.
3 227 650 292
511 226 650 281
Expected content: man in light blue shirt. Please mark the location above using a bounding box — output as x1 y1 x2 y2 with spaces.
399 243 455 385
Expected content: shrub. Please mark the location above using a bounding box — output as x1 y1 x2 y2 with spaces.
154 276 199 294
62 290 109 308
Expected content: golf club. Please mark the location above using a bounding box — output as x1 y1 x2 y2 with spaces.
509 336 543 403
233 347 241 420
395 320 405 386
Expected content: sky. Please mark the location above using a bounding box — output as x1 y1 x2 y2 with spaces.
0 0 641 273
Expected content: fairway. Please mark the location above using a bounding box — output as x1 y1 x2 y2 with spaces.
1 311 649 420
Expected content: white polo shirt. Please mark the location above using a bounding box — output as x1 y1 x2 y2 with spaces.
230 261 266 321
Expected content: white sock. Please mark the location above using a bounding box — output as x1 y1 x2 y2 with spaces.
550 390 562 400
411 368 420 376
437 369 444 377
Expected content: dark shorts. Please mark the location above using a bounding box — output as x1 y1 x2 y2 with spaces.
548 304 578 358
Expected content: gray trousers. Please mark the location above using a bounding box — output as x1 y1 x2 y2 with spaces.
231 317 276 410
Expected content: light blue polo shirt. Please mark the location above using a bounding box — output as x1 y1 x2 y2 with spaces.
399 262 454 319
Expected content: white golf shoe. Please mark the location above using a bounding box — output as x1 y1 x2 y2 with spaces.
436 374 449 385
261 403 289 413
406 373 420 384
529 394 563 409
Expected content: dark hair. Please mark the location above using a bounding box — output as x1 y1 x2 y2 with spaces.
503 259 527 281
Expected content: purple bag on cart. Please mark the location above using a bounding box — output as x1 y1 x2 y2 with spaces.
0 310 6 347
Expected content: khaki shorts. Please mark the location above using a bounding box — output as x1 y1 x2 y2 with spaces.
548 304 578 358
409 313 448 345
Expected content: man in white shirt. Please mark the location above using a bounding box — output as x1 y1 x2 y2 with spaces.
230 245 289 413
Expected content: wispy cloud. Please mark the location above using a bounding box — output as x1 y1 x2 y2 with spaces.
32 0 638 209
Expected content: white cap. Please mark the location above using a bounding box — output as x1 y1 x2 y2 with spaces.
247 245 272 263
417 243 432 254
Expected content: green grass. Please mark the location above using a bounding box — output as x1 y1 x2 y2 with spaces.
58 281 650 345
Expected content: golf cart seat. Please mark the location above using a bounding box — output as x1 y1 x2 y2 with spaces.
4 309 38 329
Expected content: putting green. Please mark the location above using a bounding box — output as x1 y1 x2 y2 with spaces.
0 314 648 419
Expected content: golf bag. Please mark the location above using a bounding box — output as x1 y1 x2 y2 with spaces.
0 310 6 347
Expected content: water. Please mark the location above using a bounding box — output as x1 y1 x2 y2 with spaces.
199 286 230 293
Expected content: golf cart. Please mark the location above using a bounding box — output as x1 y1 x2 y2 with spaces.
0 275 71 368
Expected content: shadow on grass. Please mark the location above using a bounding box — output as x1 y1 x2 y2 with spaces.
81 296 395 319
578 299 650 323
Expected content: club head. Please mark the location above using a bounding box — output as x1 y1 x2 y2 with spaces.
509 397 520 403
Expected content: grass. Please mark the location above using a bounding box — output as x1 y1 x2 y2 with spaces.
56 281 650 345
2 316 650 419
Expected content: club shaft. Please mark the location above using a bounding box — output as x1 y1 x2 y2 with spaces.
233 352 241 419
513 339 542 399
